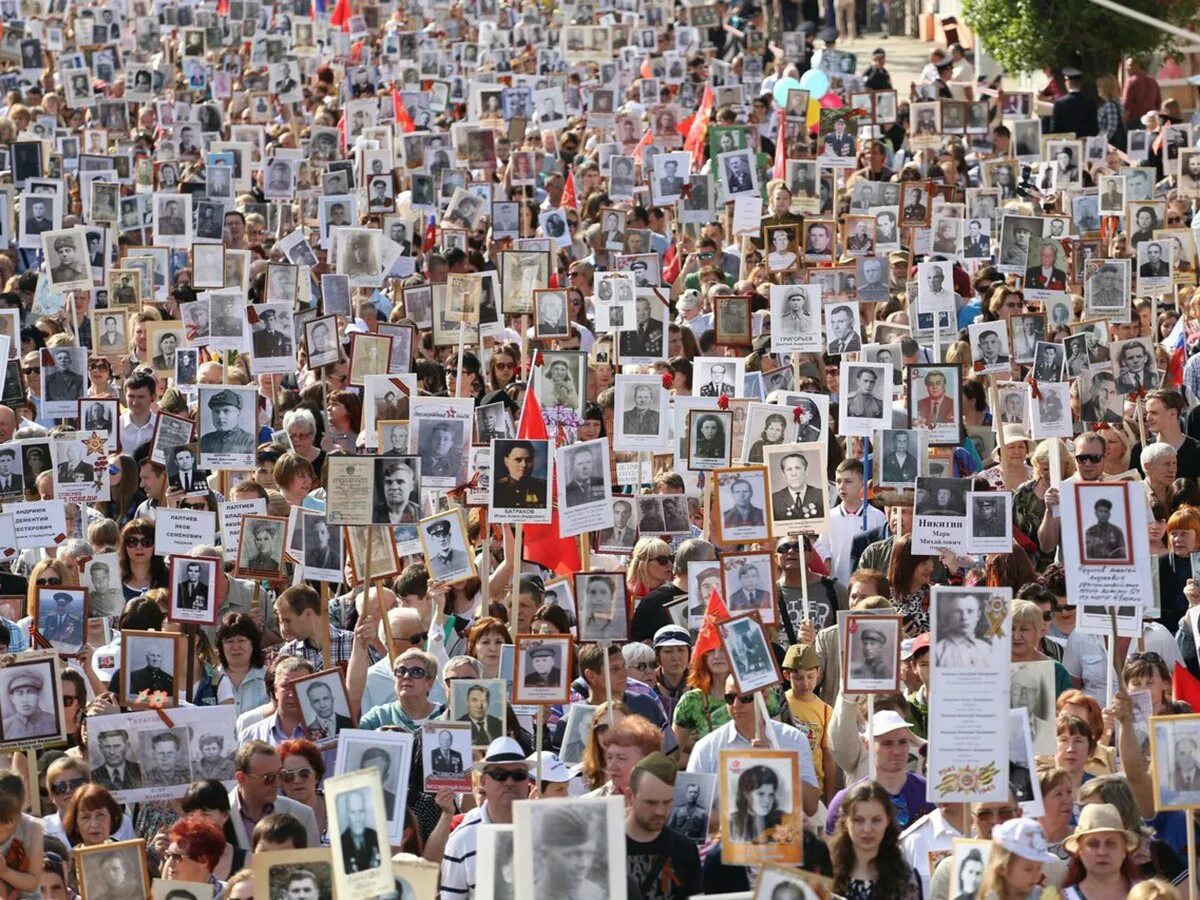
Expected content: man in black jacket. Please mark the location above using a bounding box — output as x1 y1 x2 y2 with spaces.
1050 68 1098 138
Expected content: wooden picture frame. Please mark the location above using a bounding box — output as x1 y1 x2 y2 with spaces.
77 838 150 900
840 612 904 695
234 514 289 580
713 293 753 346
33 587 88 655
119 629 184 708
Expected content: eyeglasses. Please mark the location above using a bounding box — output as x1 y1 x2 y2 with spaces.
651 555 672 566
776 542 800 554
397 632 427 647
244 770 282 786
393 665 428 679
62 693 78 706
124 536 154 548
161 850 198 864
1074 453 1102 464
1128 650 1164 664
483 768 528 782
36 577 62 586
281 767 314 783
974 806 1020 821
1041 610 1054 621
20 368 36 375
724 692 755 705
628 661 653 672
50 777 86 796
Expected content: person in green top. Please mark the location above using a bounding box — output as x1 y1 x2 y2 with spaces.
672 647 785 761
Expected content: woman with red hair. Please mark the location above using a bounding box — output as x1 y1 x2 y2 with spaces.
279 738 328 839
160 814 227 895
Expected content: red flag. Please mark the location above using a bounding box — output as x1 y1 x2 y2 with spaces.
329 0 351 29
683 84 714 168
560 171 577 210
632 125 656 165
350 39 364 62
772 113 789 181
392 88 415 133
422 217 437 252
336 112 347 154
516 390 582 577
693 589 730 658
1168 343 1187 389
1175 663 1200 709
217 0 228 14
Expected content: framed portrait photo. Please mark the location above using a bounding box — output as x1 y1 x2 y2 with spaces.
1073 481 1134 566
720 551 777 625
717 612 782 695
235 514 288 579
686 410 733 471
34 587 87 655
448 678 508 749
717 749 802 865
250 849 335 900
167 555 220 626
512 796 627 900
0 653 64 746
120 623 184 699
421 721 473 793
77 838 150 900
714 466 771 545
513 633 573 705
324 771 394 897
841 613 903 694
419 508 477 586
295 668 354 747
574 571 629 642
763 442 828 535
907 364 961 446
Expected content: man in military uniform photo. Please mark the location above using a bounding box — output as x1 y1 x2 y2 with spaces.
253 308 292 357
621 297 663 358
846 368 883 419
1 668 56 740
850 626 890 679
45 349 83 402
244 521 282 572
904 186 927 222
49 234 87 285
41 592 82 643
623 385 660 436
177 561 209 611
200 389 256 457
424 422 462 479
1084 498 1127 560
523 645 562 687
426 519 468 579
430 729 464 776
933 593 991 669
129 645 175 695
1003 222 1032 267
158 198 185 234
564 445 604 507
666 781 709 841
143 731 192 787
494 440 547 509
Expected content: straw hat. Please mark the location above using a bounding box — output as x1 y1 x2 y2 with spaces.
1061 803 1139 854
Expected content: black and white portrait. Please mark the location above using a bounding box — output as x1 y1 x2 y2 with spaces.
687 410 733 470
0 659 61 744
763 444 826 531
915 477 968 518
770 284 821 354
614 375 669 450
420 510 475 585
515 797 623 899
931 587 1006 670
878 429 920 488
121 631 179 705
450 679 507 748
1075 483 1133 565
42 228 91 290
843 614 901 693
718 614 779 693
236 515 286 577
513 634 572 704
198 386 258 469
575 572 629 642
327 776 390 891
421 723 471 792
77 840 149 900
295 669 353 747
838 362 890 435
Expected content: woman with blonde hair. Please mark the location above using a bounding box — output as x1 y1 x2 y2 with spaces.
977 817 1056 900
1014 440 1077 569
625 537 673 599
1099 421 1137 478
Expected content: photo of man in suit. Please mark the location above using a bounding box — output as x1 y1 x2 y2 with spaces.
727 563 770 612
305 680 353 742
53 441 92 485
1025 244 1067 290
822 117 855 157
724 153 754 193
176 561 209 611
305 518 340 571
698 363 736 397
771 452 824 521
827 305 862 355
964 219 991 258
339 789 382 874
975 330 1009 368
430 729 464 776
605 500 637 548
0 448 23 497
458 684 503 745
1140 242 1171 278
915 369 955 425
564 445 604 507
243 521 282 573
723 477 765 528
91 729 143 790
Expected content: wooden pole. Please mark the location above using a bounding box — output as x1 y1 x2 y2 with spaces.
510 524 524 629
26 749 39 816
320 582 332 670
184 624 195 704
535 705 544 793
603 641 615 726
701 475 712 542
1186 807 1197 900
578 532 591 572
480 524 492 618
1107 607 1118 704
797 532 811 623
867 693 876 779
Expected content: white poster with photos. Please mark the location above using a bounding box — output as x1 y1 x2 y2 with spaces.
838 361 891 438
927 585 1012 803
613 374 671 452
965 491 1013 554
325 770 395 897
1060 479 1153 640
967 321 1012 376
1029 382 1072 439
769 284 822 354
333 728 414 845
84 705 238 803
1149 713 1200 811
556 438 614 538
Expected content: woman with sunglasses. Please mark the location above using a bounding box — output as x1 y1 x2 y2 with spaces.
43 759 132 849
626 537 676 639
1010 600 1073 696
84 357 117 398
1013 440 1077 571
360 648 444 730
487 343 521 393
178 781 247 880
26 558 68 617
622 642 660 692
278 739 328 842
117 518 169 601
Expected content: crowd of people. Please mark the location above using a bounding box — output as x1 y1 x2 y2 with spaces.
0 0 1197 898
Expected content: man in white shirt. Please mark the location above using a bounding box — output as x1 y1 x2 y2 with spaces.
686 675 820 819
815 459 887 585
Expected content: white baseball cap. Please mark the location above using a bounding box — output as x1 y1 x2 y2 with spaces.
678 288 702 311
871 710 914 737
525 751 572 783
992 818 1056 863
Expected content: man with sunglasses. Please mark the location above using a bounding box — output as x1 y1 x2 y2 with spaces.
685 673 819 818
228 739 320 850
440 737 530 899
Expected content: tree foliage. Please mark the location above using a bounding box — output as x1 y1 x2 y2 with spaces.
962 0 1200 79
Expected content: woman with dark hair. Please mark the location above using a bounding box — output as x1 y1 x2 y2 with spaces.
466 617 512 680
530 603 572 634
63 784 123 846
117 518 169 599
692 414 726 458
279 738 328 839
179 781 247 879
887 534 936 635
748 412 789 462
829 781 920 900
92 453 145 525
213 612 269 715
578 402 605 441
488 343 522 392
729 765 793 844
324 389 363 452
